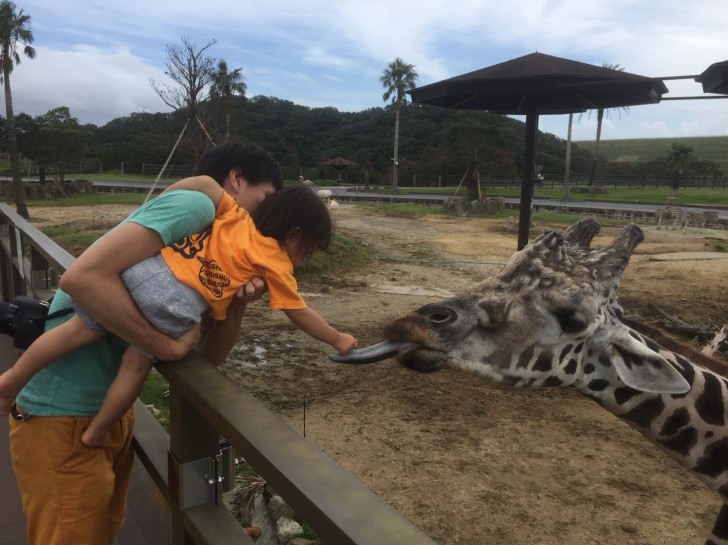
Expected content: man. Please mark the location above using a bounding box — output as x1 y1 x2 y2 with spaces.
9 141 283 545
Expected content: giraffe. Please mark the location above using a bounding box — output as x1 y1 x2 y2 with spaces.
332 217 728 545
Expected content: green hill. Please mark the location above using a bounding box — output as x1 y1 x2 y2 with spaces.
575 136 728 171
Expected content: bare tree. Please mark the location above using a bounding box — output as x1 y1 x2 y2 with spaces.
149 34 217 157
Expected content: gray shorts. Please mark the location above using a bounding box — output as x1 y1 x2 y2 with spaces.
72 254 209 360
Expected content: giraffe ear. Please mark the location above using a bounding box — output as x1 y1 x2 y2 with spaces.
609 330 691 394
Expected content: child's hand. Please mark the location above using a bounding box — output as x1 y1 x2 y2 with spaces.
333 333 357 355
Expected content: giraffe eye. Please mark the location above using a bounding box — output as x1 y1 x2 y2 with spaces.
553 308 588 333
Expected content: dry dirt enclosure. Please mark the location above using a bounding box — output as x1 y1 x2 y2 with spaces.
30 203 728 545
222 206 728 545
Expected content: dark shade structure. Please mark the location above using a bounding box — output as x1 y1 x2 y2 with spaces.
408 52 668 249
695 60 728 95
321 157 358 182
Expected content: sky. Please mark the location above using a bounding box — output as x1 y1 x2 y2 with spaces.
5 0 728 142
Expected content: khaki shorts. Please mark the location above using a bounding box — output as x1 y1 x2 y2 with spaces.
9 407 135 545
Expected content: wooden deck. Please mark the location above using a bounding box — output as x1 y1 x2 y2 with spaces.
0 336 26 545
0 335 171 545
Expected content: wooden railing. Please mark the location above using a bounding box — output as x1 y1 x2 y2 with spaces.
0 202 436 545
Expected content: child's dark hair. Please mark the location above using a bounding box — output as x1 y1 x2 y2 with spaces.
194 140 284 190
251 185 333 253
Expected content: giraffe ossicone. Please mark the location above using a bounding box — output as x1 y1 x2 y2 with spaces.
332 217 728 544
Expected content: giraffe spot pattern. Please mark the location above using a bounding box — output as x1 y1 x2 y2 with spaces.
697 373 726 427
659 426 698 456
587 379 610 391
661 407 690 436
533 352 553 372
694 437 728 478
623 397 665 429
564 359 578 375
614 387 640 405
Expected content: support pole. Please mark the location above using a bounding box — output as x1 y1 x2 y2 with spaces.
517 110 539 250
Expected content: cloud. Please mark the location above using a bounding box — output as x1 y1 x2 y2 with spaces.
11 45 170 125
7 0 728 139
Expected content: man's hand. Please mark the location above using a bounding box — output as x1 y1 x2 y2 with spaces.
235 268 267 304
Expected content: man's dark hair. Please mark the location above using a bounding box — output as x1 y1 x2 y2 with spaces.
251 185 333 253
194 141 284 190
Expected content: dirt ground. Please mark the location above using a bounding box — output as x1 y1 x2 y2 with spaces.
32 203 728 544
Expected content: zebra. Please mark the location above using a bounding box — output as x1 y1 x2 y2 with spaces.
655 206 684 230
681 210 720 229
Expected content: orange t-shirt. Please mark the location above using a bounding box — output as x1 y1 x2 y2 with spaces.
160 192 305 320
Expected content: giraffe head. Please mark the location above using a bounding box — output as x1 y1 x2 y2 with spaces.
336 218 689 395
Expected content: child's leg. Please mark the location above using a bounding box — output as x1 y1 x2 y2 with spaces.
81 347 154 447
0 316 105 413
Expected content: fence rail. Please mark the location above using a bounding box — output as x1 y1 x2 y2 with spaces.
0 202 435 545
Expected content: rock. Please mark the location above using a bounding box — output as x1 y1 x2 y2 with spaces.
276 516 303 543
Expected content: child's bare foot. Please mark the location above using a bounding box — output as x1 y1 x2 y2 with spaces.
81 427 111 447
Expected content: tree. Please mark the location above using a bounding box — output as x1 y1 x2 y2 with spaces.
35 107 91 185
380 57 418 190
149 34 217 159
209 59 246 139
0 0 35 217
665 142 693 198
583 63 629 185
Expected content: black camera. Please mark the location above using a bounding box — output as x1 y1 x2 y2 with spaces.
0 296 50 349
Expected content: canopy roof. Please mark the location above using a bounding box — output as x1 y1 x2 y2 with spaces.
695 60 728 95
321 157 357 169
409 52 668 114
408 52 669 250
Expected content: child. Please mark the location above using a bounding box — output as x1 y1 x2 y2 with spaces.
0 176 357 446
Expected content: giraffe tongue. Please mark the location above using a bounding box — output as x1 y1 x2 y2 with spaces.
329 341 417 364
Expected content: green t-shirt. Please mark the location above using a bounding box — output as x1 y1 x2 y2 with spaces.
17 189 216 416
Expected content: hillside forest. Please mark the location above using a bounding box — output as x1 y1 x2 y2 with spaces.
0 96 724 186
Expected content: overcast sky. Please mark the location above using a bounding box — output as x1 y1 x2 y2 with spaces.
7 0 728 142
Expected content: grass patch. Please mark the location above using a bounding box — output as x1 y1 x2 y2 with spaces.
37 224 106 255
139 369 171 432
296 231 375 276
30 192 147 207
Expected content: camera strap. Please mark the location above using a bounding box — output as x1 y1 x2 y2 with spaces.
44 296 74 321
46 307 75 321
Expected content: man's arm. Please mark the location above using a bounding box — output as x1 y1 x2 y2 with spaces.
59 222 195 361
198 276 267 366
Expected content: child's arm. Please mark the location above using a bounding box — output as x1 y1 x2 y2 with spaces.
283 308 357 355
161 175 225 206
80 347 155 447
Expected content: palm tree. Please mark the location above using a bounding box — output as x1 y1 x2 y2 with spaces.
0 0 35 218
210 59 246 139
380 58 418 190
666 142 693 198
585 63 628 185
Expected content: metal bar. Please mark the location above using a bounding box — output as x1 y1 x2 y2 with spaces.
157 356 437 545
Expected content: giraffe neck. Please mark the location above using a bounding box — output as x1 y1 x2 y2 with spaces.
570 330 728 501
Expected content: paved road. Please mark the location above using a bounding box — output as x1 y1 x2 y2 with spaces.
321 186 728 222
85 179 728 223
